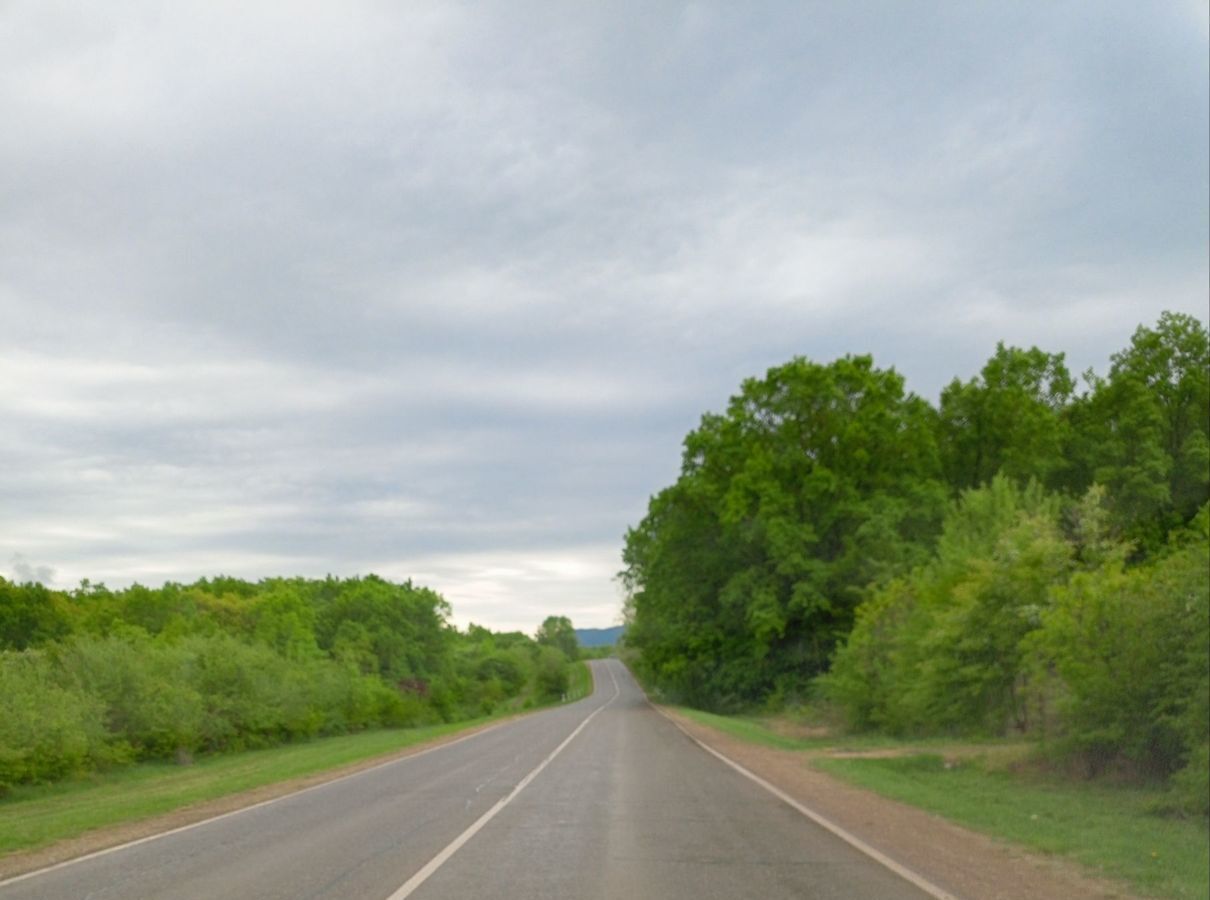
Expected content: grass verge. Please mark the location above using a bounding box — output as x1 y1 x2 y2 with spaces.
0 675 595 861
567 660 593 701
815 754 1208 900
670 706 1002 753
669 707 812 750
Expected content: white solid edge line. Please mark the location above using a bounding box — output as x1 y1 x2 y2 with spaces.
0 711 526 889
384 660 621 900
653 705 962 900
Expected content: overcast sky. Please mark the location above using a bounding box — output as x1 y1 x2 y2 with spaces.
2 2 1207 632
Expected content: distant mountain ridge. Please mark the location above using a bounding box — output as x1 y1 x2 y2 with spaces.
574 625 625 648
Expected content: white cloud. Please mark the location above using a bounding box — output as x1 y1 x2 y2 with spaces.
380 544 625 632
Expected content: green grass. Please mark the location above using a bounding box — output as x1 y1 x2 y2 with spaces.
671 707 816 750
670 706 1005 753
815 754 1208 900
567 660 593 701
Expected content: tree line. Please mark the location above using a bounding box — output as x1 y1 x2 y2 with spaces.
0 574 581 792
621 311 1208 812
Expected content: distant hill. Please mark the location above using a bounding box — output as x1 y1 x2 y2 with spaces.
575 625 625 648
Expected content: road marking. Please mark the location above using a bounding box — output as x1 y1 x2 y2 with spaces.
0 714 525 889
385 661 621 900
655 706 961 900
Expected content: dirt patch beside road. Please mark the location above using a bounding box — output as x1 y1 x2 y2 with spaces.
661 707 1136 900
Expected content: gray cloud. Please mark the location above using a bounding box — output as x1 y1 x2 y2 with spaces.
2 1 1206 630
7 553 56 586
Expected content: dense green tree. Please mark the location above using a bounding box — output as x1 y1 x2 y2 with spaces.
622 467 749 705
937 343 1074 492
1068 313 1209 549
826 477 1067 734
624 354 946 707
246 583 323 660
312 576 451 683
0 578 72 650
535 615 579 660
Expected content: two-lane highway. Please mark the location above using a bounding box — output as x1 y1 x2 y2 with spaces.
0 661 937 899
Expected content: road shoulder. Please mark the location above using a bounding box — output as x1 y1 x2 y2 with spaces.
660 707 1136 900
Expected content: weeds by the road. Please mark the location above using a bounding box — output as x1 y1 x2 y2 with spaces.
674 708 1209 900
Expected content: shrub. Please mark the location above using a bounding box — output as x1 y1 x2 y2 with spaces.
1026 530 1209 779
826 479 1071 736
53 632 204 759
534 646 570 701
0 651 110 790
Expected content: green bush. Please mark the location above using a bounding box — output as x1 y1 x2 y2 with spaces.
826 477 1069 735
1163 742 1210 817
1026 520 1209 780
0 651 110 790
822 578 921 732
53 632 204 759
534 646 570 701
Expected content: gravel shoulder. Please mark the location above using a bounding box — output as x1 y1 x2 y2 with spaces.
660 707 1139 900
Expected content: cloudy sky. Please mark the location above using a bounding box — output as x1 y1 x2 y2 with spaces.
2 2 1207 631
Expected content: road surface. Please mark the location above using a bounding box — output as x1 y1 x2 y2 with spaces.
0 660 936 899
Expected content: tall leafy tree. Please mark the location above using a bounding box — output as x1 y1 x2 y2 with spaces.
312 576 452 682
1071 312 1210 547
622 467 749 704
937 343 1074 492
535 615 579 660
624 354 945 707
0 578 72 650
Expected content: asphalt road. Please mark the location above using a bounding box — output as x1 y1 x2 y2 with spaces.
0 660 935 899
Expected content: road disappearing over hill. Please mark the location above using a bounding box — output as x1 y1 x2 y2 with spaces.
0 660 940 899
